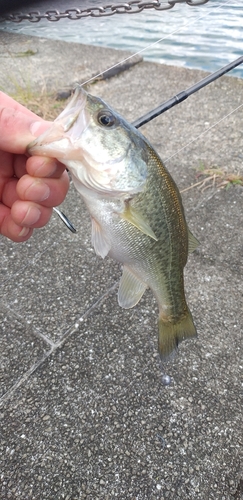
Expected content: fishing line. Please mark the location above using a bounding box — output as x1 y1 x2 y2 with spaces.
57 98 242 234
164 102 243 164
81 0 234 87
57 0 241 232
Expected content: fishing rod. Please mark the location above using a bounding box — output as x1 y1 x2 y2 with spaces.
54 55 243 234
132 55 243 129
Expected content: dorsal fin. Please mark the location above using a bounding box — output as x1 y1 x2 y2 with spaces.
188 229 200 253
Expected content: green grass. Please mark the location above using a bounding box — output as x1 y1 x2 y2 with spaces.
14 49 37 57
10 85 66 120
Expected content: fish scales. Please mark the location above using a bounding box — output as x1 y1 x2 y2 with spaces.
95 147 188 314
28 87 198 360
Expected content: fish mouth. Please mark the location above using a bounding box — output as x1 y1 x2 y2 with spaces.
27 86 88 160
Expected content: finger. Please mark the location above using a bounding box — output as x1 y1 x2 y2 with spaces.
0 205 33 242
0 152 28 183
1 178 19 207
26 156 67 179
11 200 53 228
0 146 65 182
0 106 52 154
13 154 29 179
16 170 70 207
0 91 41 120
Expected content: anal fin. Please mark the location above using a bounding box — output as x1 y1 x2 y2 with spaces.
118 266 147 309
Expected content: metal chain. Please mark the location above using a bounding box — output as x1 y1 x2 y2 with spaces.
0 0 210 23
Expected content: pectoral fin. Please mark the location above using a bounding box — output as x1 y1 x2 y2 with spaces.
188 229 200 253
120 204 158 241
118 266 147 309
91 218 111 258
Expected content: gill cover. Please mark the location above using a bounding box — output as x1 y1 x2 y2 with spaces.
28 86 149 197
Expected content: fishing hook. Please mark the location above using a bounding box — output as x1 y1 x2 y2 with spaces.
53 207 76 233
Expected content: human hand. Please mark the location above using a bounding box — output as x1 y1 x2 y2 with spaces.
0 92 69 242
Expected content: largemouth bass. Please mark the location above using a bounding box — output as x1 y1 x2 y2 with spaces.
28 87 199 360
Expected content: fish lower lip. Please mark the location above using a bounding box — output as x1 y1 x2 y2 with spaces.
28 87 88 154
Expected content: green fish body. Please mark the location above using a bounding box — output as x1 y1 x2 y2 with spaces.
28 87 198 360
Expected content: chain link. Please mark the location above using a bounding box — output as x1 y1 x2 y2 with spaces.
0 0 210 23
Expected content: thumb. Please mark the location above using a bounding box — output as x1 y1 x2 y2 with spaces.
0 106 51 154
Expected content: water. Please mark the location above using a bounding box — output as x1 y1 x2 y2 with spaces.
0 0 242 78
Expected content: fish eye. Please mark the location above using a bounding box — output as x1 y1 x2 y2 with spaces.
97 110 116 128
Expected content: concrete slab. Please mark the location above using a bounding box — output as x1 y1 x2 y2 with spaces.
0 31 143 94
0 32 242 499
2 184 121 343
0 305 50 397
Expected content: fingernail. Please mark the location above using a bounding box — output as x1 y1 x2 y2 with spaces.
21 206 41 226
25 180 50 202
30 158 58 177
30 121 45 136
18 227 31 237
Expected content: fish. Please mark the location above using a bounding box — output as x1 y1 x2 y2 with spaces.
28 86 199 360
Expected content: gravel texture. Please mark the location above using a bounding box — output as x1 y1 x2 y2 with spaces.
0 32 242 500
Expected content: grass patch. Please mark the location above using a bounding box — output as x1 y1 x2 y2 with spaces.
181 163 243 193
14 49 37 58
0 67 67 120
10 85 66 121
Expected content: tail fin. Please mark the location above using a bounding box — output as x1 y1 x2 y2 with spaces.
158 309 197 361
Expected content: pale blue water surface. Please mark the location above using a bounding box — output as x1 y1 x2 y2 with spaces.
0 0 242 78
